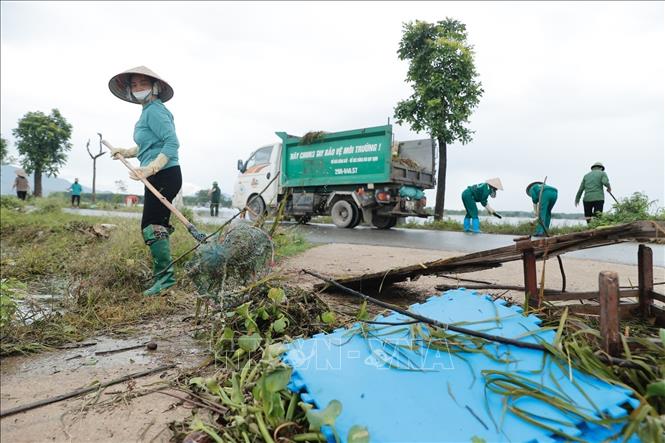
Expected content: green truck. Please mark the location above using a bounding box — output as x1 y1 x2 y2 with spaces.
231 124 435 229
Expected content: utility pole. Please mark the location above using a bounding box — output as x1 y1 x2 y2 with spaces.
86 133 106 203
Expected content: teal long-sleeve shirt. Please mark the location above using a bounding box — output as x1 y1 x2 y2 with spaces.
70 182 82 196
575 170 610 204
465 183 493 206
133 99 179 169
529 184 557 204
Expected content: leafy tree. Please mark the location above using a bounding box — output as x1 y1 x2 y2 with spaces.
0 136 7 164
395 18 483 220
12 109 73 197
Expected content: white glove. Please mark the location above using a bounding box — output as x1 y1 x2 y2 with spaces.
533 203 538 215
485 204 495 215
129 153 169 181
110 145 138 159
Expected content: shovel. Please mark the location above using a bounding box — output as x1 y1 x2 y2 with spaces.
101 140 207 243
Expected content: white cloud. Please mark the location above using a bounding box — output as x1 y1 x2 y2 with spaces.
1 1 663 212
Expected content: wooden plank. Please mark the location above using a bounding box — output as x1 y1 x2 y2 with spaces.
638 244 654 317
567 303 638 318
319 221 665 292
523 248 538 308
652 291 665 304
545 289 639 302
600 271 620 357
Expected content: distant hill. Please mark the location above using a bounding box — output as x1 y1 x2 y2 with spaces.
1 164 93 196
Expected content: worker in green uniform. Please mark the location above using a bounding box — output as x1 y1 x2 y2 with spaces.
461 178 503 233
526 181 558 237
575 162 612 224
208 181 221 217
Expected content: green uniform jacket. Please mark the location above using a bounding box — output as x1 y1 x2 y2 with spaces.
134 99 179 169
210 186 221 204
575 170 610 204
466 183 492 206
529 184 557 204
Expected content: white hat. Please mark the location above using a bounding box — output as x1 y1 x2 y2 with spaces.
108 66 174 104
485 177 503 191
15 168 28 178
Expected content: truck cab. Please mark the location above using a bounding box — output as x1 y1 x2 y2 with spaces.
232 143 281 218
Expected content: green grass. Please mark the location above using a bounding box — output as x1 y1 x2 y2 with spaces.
0 205 311 355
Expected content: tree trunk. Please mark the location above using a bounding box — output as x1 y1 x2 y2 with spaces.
92 159 97 203
433 137 447 221
34 168 43 197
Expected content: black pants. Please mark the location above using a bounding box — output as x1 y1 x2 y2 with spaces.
141 166 182 230
71 195 80 206
210 203 219 216
16 191 27 200
583 200 604 223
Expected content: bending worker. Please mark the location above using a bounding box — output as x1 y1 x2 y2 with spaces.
209 181 221 217
107 66 181 297
526 181 558 237
575 162 611 224
461 178 503 233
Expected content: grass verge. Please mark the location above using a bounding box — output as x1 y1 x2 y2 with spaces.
0 203 312 355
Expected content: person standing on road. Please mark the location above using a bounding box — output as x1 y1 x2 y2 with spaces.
12 169 30 201
68 178 82 208
208 181 221 217
107 66 181 297
461 178 503 233
526 181 558 237
575 162 612 224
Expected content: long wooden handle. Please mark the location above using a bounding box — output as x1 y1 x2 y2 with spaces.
101 140 192 229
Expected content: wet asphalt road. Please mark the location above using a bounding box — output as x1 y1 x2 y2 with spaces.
66 208 664 267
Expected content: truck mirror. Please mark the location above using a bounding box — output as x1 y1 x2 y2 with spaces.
237 159 245 173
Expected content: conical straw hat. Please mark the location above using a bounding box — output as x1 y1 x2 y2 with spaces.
108 66 174 104
485 177 503 191
14 168 28 178
591 162 605 171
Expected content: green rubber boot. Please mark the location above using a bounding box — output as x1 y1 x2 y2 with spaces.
142 225 176 296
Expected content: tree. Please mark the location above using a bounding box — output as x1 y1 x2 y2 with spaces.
394 19 483 220
12 109 73 197
0 136 7 164
86 133 107 202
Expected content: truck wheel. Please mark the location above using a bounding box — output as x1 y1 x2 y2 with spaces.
247 195 266 221
349 207 362 228
372 214 397 229
331 199 357 229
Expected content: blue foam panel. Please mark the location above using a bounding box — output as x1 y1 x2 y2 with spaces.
283 289 639 443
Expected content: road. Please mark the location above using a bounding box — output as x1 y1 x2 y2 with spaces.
66 208 664 267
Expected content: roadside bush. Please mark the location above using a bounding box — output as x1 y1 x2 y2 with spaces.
590 192 665 228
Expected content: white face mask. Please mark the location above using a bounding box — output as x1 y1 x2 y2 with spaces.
132 89 152 102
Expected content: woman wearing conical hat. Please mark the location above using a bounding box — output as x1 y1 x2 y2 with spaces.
12 168 30 201
107 66 180 296
461 178 503 233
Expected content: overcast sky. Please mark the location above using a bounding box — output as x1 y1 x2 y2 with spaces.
1 1 663 212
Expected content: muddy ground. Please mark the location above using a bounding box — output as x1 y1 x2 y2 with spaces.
1 243 663 442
